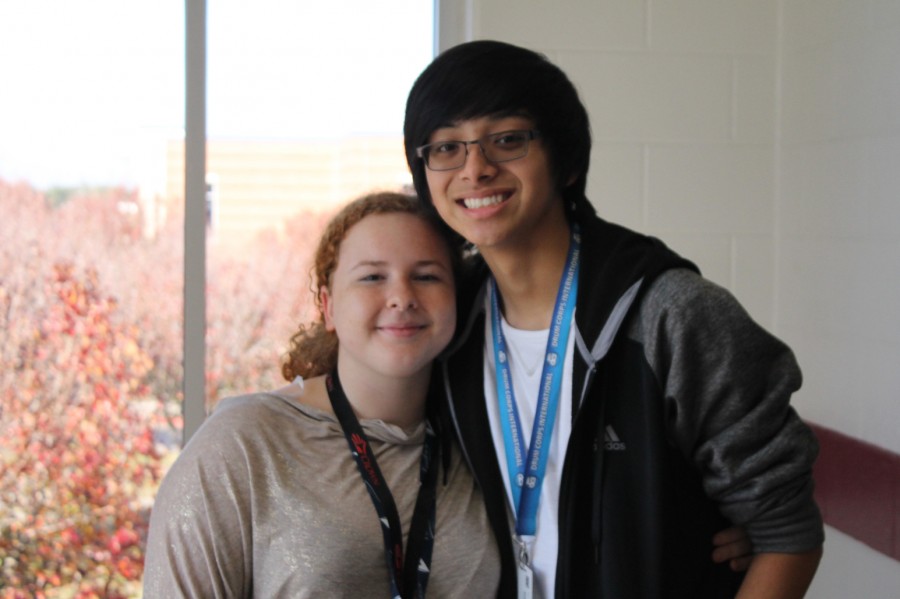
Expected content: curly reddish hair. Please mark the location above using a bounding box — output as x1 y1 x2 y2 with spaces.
281 191 455 381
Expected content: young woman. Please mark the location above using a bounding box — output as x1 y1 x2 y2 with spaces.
143 192 501 598
404 41 823 598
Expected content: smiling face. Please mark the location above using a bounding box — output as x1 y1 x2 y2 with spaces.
423 115 568 255
320 212 456 383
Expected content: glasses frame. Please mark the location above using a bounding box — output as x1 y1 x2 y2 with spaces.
415 129 541 172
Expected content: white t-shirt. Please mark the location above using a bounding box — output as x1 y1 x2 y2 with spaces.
483 305 575 599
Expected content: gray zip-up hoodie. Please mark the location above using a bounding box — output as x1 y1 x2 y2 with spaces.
439 205 824 598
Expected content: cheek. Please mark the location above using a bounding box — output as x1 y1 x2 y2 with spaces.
428 186 457 226
328 308 362 350
425 171 449 198
330 293 374 333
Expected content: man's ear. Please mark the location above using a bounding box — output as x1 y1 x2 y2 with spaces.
320 286 336 332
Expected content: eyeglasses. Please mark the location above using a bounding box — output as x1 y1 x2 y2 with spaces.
416 129 541 171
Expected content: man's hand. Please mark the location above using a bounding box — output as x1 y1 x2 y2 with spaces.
712 526 753 572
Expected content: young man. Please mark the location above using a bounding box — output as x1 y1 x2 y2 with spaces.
404 41 824 598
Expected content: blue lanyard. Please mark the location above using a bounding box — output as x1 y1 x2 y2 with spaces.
490 226 580 537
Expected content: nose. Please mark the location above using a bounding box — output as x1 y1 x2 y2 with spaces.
459 141 497 181
388 280 418 311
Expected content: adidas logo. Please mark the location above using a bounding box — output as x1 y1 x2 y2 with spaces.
604 425 626 451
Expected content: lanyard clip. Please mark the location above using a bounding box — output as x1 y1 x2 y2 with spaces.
514 535 532 568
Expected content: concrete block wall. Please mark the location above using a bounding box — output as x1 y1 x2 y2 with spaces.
439 0 780 328
777 0 900 452
436 0 900 594
777 1 900 595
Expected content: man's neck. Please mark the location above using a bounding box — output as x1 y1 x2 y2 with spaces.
481 220 572 331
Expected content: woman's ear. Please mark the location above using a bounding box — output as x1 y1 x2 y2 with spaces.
320 286 336 332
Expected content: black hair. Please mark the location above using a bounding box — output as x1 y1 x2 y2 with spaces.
404 40 592 215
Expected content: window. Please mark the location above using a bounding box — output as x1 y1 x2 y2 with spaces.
0 1 432 595
0 2 184 595
197 1 434 418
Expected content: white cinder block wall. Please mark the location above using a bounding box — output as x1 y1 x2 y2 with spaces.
777 1 900 596
439 0 780 325
437 0 900 595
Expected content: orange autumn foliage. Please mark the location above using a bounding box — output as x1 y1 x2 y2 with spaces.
0 179 328 596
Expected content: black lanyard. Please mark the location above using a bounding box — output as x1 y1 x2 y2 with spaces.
327 370 439 599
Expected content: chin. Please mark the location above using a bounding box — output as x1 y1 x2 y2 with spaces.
373 356 434 380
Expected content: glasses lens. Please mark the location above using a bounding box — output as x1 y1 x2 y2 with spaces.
483 131 530 163
426 141 465 171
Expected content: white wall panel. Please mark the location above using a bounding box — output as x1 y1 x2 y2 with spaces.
779 141 879 239
474 0 646 50
562 52 733 142
732 234 776 326
646 144 773 233
778 0 900 459
733 56 776 143
587 143 645 229
653 232 733 290
650 0 776 54
781 27 900 142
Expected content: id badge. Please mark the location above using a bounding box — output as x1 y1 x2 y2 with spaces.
517 561 533 599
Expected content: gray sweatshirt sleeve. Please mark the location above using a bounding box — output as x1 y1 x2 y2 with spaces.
638 268 824 553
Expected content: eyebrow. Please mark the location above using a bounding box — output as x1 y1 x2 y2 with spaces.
349 259 449 271
430 122 535 142
439 111 533 130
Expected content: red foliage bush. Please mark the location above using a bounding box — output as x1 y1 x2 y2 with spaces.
205 208 331 409
0 179 327 596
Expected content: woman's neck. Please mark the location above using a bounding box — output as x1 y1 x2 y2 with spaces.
333 362 430 429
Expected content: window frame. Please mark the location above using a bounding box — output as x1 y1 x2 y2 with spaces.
183 0 206 442
181 0 456 441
